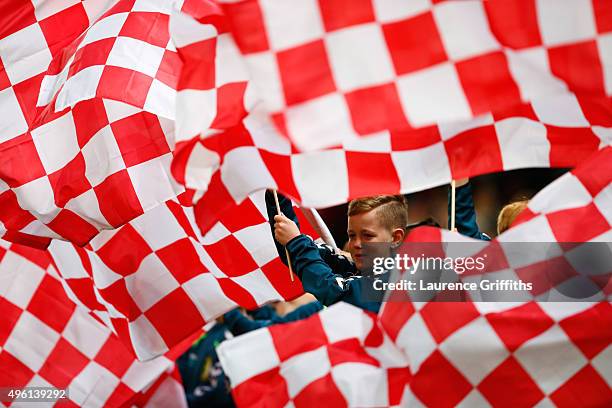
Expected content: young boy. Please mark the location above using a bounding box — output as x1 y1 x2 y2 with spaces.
267 191 408 313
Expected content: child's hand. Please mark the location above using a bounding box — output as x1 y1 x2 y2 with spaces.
274 215 300 245
455 178 469 187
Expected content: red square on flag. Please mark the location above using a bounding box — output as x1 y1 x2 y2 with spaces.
111 112 171 167
97 66 154 109
47 209 100 247
550 365 612 407
383 12 447 75
477 356 545 407
26 275 76 333
346 152 400 198
444 125 503 179
222 0 269 53
0 133 46 188
204 235 259 277
156 238 208 284
411 350 472 407
345 83 409 134
94 170 144 228
119 12 170 48
318 0 375 32
94 336 135 378
38 338 89 389
455 51 521 116
484 0 542 48
144 288 205 347
96 225 152 276
0 351 35 388
548 40 605 96
48 153 92 207
277 40 336 105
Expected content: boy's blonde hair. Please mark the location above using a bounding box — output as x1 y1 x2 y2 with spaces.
348 195 408 231
497 200 528 234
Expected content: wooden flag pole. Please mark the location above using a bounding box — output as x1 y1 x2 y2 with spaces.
450 180 456 231
273 190 295 282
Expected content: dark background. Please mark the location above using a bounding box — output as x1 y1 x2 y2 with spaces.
318 168 568 248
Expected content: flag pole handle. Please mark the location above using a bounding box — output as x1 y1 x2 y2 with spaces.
450 180 456 231
273 190 295 282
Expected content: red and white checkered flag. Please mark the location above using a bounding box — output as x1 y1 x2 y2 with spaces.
218 302 411 408
216 148 611 407
0 0 184 246
169 0 610 236
379 148 612 407
0 240 189 407
48 191 315 359
214 0 612 151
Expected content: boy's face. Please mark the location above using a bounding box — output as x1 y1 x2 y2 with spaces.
347 209 399 271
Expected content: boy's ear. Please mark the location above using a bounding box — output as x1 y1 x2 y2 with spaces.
391 227 405 245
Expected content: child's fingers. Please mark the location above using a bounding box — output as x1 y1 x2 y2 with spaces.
274 214 286 222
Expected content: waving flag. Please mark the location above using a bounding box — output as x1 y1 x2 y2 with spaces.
0 0 184 246
169 0 611 237
218 302 410 408
0 240 188 407
215 0 612 150
217 147 611 407
380 148 612 407
48 191 315 359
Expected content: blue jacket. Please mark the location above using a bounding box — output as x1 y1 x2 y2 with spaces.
223 301 324 336
265 191 383 313
448 182 490 241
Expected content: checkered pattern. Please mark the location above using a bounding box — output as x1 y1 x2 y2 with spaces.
130 365 188 407
218 302 411 408
0 0 185 246
0 240 188 407
0 98 183 246
0 0 107 145
178 97 610 235
214 0 612 150
49 191 312 360
217 147 611 407
379 148 612 406
383 301 612 407
37 0 179 118
171 0 251 154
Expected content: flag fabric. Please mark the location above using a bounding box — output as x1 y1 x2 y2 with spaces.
379 148 612 407
217 302 411 408
177 98 610 235
0 240 189 407
48 192 311 360
171 0 251 146
0 0 184 246
169 0 610 236
214 0 612 150
217 147 612 407
130 365 188 408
